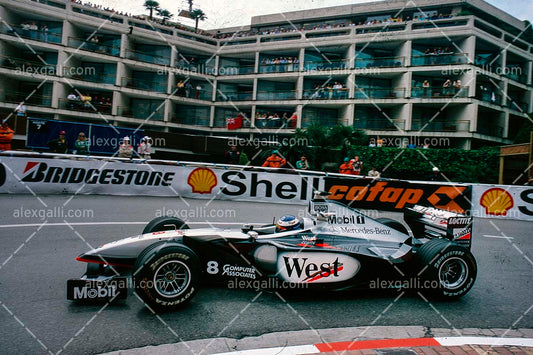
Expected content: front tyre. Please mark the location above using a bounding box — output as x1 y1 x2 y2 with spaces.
416 239 476 299
133 245 199 311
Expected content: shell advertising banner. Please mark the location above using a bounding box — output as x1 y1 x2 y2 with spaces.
472 185 533 221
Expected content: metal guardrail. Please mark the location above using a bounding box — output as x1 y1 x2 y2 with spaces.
67 37 120 56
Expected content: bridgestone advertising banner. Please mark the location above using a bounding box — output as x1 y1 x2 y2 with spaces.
323 176 472 214
472 185 533 221
0 155 323 205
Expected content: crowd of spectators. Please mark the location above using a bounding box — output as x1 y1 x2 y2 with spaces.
260 57 299 72
305 82 348 100
66 92 112 112
255 112 297 128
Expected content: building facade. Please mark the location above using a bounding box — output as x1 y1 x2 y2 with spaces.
0 0 532 149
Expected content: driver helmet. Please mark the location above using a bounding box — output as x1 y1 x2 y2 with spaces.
275 214 301 233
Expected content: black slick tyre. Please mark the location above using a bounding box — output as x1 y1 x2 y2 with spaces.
133 245 199 311
143 217 189 234
416 238 476 299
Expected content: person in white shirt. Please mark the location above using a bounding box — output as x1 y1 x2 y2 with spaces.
368 166 381 178
15 102 26 117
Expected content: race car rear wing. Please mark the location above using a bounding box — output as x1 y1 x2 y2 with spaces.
404 205 472 249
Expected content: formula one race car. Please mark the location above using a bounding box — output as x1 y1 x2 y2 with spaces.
67 194 476 311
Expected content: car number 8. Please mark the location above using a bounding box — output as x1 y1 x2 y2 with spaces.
207 261 219 274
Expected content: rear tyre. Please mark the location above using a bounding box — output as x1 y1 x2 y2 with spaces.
376 217 410 235
143 217 189 234
133 245 199 311
416 239 476 299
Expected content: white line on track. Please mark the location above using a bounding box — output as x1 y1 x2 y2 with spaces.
0 221 253 228
483 234 514 240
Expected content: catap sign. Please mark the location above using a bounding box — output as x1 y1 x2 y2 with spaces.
472 185 533 221
324 177 471 213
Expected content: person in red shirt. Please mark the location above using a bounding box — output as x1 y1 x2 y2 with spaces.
262 150 286 168
339 157 353 174
0 120 14 151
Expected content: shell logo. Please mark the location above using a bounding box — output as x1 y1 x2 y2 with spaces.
187 167 217 194
480 188 514 216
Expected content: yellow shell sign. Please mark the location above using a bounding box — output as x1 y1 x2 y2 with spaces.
480 188 514 216
187 167 217 194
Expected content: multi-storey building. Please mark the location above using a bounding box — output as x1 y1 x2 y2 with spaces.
0 0 531 149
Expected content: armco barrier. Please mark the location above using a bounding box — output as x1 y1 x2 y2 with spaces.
1 152 531 220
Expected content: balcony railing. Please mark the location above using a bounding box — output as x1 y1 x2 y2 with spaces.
477 125 504 137
59 98 112 115
301 118 348 128
256 90 297 100
173 115 210 126
507 99 529 113
64 67 116 85
303 59 349 71
1 24 62 43
411 86 469 98
354 87 405 99
218 64 255 76
216 92 253 101
303 88 350 100
4 91 52 107
477 91 503 106
118 106 164 121
174 87 212 100
411 53 469 66
67 37 120 56
125 49 171 66
259 62 300 73
353 119 406 131
0 54 57 74
175 60 216 75
254 117 293 128
411 119 470 132
505 70 528 84
354 56 404 68
121 77 167 93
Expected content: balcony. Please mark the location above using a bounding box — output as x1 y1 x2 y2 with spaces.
354 56 404 68
477 90 503 106
255 117 293 129
59 98 112 115
354 87 405 99
256 90 297 100
301 117 348 128
259 63 299 73
0 54 56 75
5 91 52 107
507 99 529 113
303 59 349 71
303 88 349 100
67 37 120 56
125 49 170 66
217 91 253 101
411 86 469 98
173 115 210 126
505 70 528 84
411 119 470 132
1 23 62 44
477 125 504 137
218 64 255 76
411 53 469 66
63 67 116 85
122 77 167 93
353 119 406 131
118 103 164 121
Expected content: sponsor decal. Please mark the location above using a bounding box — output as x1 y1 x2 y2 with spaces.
21 162 174 186
313 203 329 213
479 188 514 216
519 189 533 216
325 178 470 213
277 252 360 284
221 264 257 279
327 215 365 225
67 278 128 300
187 167 217 194
221 171 321 200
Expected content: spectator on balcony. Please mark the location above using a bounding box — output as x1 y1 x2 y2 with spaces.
80 93 92 108
288 112 297 128
67 92 79 109
296 156 309 170
176 80 186 97
339 158 353 175
225 145 241 164
47 130 69 154
442 79 452 96
195 84 202 99
262 150 286 168
15 102 26 118
423 80 430 98
118 136 133 158
0 120 14 151
137 136 152 159
74 132 89 155
352 156 363 175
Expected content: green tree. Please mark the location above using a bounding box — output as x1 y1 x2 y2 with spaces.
156 8 173 24
143 0 160 20
190 8 207 31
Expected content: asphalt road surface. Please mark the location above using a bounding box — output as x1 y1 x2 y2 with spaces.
0 195 531 355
